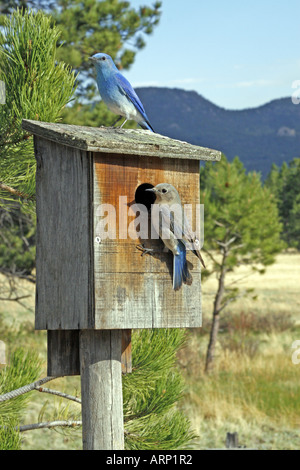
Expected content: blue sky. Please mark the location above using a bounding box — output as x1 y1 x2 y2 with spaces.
124 0 300 109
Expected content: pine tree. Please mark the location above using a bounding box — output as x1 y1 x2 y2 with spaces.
201 156 284 372
0 8 77 205
265 158 300 249
0 0 162 100
53 0 161 82
53 0 162 127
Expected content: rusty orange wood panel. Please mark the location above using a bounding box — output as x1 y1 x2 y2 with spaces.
93 152 202 329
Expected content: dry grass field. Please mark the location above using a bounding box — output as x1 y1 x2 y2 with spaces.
202 251 300 320
0 252 299 449
178 252 300 449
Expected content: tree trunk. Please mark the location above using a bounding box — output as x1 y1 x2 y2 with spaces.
205 311 220 373
205 250 227 373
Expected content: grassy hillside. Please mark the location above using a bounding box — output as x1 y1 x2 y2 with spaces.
0 253 299 449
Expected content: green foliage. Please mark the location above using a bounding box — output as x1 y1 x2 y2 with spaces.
201 156 284 371
0 420 22 450
51 0 161 96
0 8 77 205
0 2 162 200
265 158 300 249
0 348 42 450
201 156 284 275
0 0 56 16
123 329 196 450
53 0 161 126
0 0 162 101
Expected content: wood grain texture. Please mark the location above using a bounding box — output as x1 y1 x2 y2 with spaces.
121 329 132 374
93 152 202 329
80 329 124 450
22 119 221 161
47 330 80 376
34 137 94 330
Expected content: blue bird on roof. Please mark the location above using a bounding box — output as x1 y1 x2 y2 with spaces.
89 52 154 132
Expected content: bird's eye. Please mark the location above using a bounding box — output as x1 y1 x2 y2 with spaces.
162 188 167 194
102 57 106 60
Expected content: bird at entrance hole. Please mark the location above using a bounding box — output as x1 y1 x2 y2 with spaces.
139 183 205 290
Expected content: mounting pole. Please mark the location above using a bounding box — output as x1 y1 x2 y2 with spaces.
80 329 124 450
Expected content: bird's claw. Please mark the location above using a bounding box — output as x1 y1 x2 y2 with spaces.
136 244 154 257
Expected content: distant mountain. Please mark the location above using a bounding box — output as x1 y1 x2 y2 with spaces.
136 87 300 178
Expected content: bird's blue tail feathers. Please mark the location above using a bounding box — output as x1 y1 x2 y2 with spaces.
173 241 192 291
139 120 155 132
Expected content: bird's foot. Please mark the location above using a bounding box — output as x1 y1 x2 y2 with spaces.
111 116 123 127
136 244 155 257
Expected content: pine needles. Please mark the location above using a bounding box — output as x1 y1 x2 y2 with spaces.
0 348 42 449
123 329 197 450
0 8 77 205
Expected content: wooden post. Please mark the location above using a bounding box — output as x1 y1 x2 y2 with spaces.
79 329 124 450
226 432 239 449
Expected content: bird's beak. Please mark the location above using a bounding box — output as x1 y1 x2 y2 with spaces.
89 56 96 61
145 188 156 193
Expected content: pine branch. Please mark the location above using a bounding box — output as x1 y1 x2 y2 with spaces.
0 134 32 148
213 236 237 249
0 182 31 200
0 376 60 403
17 421 140 438
35 387 81 404
18 420 82 432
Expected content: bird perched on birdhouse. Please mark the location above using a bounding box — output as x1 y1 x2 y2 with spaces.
89 52 154 132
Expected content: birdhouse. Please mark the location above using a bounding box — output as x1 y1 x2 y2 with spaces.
22 119 221 449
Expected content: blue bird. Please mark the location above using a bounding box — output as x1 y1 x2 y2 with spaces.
89 52 154 132
143 183 205 291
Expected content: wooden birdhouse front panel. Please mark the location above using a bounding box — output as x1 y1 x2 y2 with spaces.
93 153 201 329
22 121 221 332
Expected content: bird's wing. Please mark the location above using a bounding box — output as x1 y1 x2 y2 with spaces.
182 214 206 268
158 204 206 268
115 73 147 117
115 73 154 131
156 204 176 236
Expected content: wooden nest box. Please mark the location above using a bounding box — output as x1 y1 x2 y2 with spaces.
23 119 220 332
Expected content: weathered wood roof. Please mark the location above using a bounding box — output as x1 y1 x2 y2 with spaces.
22 119 221 162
